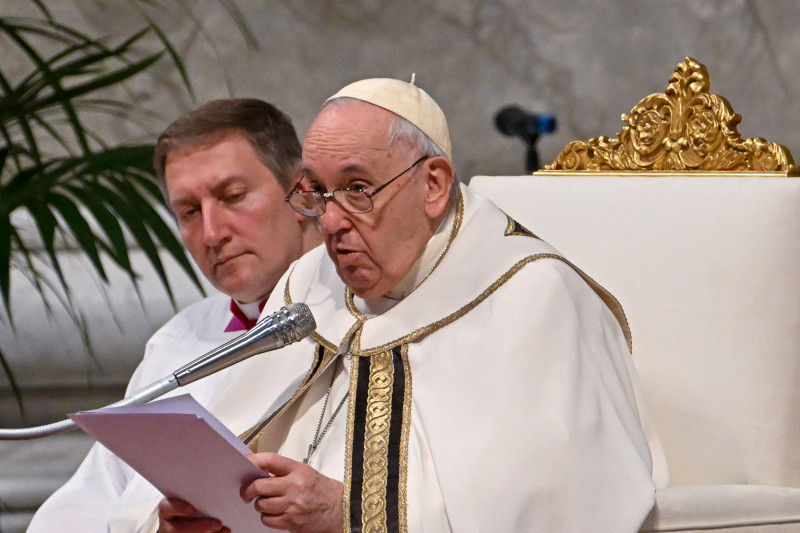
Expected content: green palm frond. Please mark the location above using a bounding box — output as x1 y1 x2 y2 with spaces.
0 8 207 405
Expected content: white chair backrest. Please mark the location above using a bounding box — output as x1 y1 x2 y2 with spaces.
469 174 800 487
470 57 800 487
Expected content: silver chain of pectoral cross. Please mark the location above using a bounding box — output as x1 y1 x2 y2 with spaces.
303 355 349 464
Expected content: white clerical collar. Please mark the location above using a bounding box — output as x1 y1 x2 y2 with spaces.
234 298 264 320
355 203 456 316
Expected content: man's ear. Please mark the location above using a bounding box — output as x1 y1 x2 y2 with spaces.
423 156 455 219
287 172 311 223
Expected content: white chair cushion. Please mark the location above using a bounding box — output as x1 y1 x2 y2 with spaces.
641 485 800 531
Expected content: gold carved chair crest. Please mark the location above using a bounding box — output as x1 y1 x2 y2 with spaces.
545 57 798 175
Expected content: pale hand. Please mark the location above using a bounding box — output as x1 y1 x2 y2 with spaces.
241 452 344 533
156 497 230 533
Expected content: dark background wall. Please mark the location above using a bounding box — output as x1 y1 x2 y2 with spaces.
7 0 798 179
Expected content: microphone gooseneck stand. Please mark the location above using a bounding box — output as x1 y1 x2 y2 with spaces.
494 104 557 172
0 303 315 441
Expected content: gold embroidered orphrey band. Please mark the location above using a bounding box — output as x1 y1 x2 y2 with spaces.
342 344 412 533
544 57 799 175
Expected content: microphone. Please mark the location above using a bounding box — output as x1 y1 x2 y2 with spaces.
0 303 316 440
494 105 557 140
173 302 316 386
494 105 557 172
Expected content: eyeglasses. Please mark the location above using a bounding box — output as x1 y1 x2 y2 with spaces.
285 155 429 216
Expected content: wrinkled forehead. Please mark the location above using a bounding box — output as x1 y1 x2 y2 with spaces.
306 102 393 151
302 103 411 182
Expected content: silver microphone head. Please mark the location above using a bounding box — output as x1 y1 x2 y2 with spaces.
173 302 316 386
285 302 316 342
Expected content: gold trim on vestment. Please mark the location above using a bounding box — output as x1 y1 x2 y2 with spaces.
504 215 539 238
343 344 412 533
501 216 633 352
556 255 632 352
283 261 339 353
361 351 394 532
354 252 631 355
398 344 411 533
343 332 359 533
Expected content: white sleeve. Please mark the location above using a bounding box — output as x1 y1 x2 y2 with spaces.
27 343 155 532
28 296 233 531
26 442 130 533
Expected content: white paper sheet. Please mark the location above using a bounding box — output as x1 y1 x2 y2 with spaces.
70 394 270 532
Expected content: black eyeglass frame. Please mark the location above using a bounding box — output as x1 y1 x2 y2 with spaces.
284 155 429 216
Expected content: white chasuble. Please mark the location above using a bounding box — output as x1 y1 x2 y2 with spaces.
201 183 664 533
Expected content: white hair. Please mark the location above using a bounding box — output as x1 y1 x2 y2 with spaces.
324 97 460 204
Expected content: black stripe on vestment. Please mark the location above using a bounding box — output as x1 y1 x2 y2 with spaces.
349 355 369 532
348 347 405 533
385 346 405 531
305 344 326 385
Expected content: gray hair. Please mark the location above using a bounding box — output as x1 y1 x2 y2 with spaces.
388 114 460 206
324 97 460 204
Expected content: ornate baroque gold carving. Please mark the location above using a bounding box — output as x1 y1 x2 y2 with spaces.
361 351 394 533
546 57 798 174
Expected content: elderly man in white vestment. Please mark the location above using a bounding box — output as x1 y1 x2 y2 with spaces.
26 99 321 532
155 79 667 533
